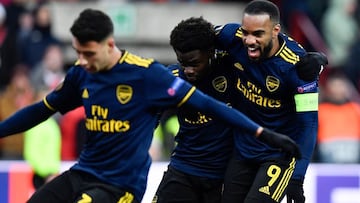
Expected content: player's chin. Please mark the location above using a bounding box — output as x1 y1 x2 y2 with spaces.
85 67 98 73
185 76 197 82
248 55 260 61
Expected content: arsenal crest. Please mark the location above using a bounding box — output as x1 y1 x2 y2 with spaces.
116 85 133 104
212 76 227 93
266 76 280 92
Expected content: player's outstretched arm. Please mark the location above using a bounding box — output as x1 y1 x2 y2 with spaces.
185 89 302 159
0 101 55 138
256 127 301 159
295 52 328 81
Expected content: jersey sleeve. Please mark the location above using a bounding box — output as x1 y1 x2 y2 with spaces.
288 66 319 181
144 62 195 108
292 114 317 181
44 67 83 114
185 88 260 135
145 62 261 135
215 23 243 50
0 67 86 137
0 101 55 137
167 64 185 78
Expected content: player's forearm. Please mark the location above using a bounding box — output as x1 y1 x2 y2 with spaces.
187 90 260 135
0 101 55 138
292 143 316 180
292 112 318 180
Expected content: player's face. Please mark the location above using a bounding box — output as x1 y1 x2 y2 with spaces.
241 13 280 61
72 37 113 73
175 49 212 83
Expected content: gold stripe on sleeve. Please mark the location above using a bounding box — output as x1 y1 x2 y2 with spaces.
43 98 56 111
172 69 179 77
177 87 196 107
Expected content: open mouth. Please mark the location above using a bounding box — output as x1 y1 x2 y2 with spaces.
185 74 197 82
247 47 260 59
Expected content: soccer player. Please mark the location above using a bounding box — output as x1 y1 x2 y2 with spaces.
153 16 326 203
215 1 320 202
0 9 299 203
153 17 236 203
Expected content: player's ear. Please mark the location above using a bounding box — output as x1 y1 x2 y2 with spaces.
106 37 116 54
107 37 115 48
272 23 281 38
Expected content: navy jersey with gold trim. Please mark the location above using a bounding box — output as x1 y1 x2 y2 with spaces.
216 24 318 181
44 51 197 202
167 55 236 179
0 50 264 201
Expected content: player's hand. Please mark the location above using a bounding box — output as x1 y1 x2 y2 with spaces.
286 179 305 203
258 128 301 159
295 52 328 81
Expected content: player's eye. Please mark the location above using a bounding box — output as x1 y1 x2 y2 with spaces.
83 52 95 57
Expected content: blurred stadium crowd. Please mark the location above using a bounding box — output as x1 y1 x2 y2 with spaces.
0 0 359 170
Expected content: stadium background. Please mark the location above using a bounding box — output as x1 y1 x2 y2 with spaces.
0 1 359 203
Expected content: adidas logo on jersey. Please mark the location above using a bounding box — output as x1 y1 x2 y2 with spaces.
259 185 270 195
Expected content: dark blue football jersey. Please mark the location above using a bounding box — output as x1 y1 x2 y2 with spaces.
0 50 264 200
44 51 197 202
216 24 318 180
168 55 236 179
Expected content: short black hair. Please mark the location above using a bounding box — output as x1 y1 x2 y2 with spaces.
170 16 215 53
70 9 114 44
244 0 280 24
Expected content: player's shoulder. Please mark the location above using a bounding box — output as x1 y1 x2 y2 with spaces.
167 64 184 78
119 50 156 69
167 63 181 71
275 33 306 66
215 23 241 36
212 50 232 69
66 63 87 79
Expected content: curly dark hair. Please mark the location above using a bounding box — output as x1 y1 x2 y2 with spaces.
170 16 215 53
70 9 114 44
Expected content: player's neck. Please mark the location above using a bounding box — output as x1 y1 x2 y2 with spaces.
108 47 122 70
268 37 280 58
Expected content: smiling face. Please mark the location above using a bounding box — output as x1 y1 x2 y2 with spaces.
175 49 212 83
241 13 280 61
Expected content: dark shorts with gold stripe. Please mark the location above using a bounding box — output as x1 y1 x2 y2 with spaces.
222 157 296 203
